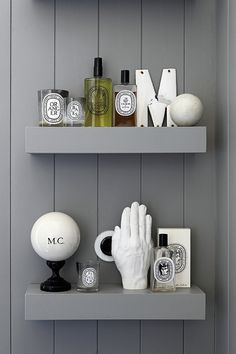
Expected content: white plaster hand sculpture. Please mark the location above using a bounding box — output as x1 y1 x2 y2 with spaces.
111 202 152 290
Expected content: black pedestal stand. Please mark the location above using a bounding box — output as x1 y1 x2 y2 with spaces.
40 260 71 292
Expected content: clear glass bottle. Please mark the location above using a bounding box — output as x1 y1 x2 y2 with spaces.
114 70 137 127
150 233 176 292
84 57 113 127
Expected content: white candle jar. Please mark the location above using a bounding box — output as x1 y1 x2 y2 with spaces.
76 260 100 292
38 89 69 127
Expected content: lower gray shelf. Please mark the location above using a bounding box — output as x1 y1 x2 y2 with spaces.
25 284 206 320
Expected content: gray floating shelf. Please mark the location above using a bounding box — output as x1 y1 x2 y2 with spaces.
25 127 206 154
25 284 206 320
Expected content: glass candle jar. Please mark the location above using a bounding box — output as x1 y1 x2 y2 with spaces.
76 260 100 292
38 89 69 127
64 97 85 127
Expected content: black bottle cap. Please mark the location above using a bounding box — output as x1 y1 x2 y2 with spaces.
121 70 130 84
159 233 168 247
94 57 103 77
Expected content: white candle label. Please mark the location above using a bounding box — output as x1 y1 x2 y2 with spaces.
168 244 186 273
43 93 64 124
115 90 136 116
154 257 175 283
82 267 97 287
67 101 83 121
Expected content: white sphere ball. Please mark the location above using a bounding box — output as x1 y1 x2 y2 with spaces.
31 212 80 261
169 94 203 126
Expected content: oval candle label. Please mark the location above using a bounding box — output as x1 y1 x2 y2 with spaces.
168 244 186 273
82 267 97 287
154 257 175 283
115 90 136 116
42 93 64 124
67 100 83 121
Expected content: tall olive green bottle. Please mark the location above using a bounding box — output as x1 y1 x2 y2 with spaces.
84 57 113 127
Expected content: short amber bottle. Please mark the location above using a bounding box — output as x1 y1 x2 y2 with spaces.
114 70 137 127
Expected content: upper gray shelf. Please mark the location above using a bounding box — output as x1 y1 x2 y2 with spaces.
25 284 206 321
25 127 207 154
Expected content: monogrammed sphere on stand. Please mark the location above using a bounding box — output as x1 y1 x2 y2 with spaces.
31 212 80 292
169 94 203 126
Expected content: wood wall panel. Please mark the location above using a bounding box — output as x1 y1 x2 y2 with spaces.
11 0 55 353
98 0 141 282
55 1 98 353
184 0 216 353
97 1 141 353
141 321 183 354
0 1 11 353
141 154 184 354
54 155 98 354
229 0 236 352
141 1 184 352
97 153 141 354
215 0 229 342
98 154 141 284
98 321 140 354
215 0 229 349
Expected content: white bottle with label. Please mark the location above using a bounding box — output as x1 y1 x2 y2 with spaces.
114 70 137 126
150 233 176 292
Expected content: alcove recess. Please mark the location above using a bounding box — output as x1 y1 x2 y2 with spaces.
25 125 206 321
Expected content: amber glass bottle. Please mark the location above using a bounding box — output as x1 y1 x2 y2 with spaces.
114 70 137 127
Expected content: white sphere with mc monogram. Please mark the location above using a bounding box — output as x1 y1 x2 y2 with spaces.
31 212 80 261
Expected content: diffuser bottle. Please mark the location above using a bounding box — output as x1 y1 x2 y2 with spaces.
84 57 113 127
150 233 176 292
114 70 137 126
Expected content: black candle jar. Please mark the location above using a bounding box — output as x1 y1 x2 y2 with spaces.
38 89 69 127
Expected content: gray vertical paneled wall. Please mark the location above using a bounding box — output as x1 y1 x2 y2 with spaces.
0 1 11 354
216 0 229 353
215 0 236 353
229 0 236 351
11 1 54 354
141 1 184 353
98 1 141 352
0 0 218 354
184 0 216 353
55 2 98 353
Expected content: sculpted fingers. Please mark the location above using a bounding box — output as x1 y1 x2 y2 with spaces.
121 207 131 240
130 202 139 240
139 204 147 242
145 214 152 244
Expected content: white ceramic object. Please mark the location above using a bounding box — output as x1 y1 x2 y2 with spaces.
112 202 152 290
169 93 203 126
94 230 114 262
31 212 80 261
